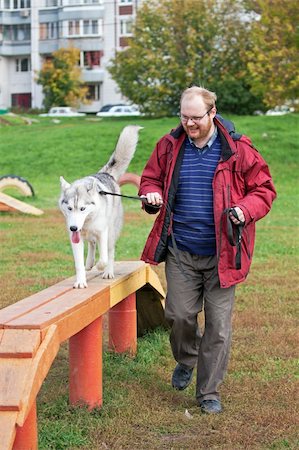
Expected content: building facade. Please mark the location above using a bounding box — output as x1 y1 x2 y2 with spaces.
0 0 141 112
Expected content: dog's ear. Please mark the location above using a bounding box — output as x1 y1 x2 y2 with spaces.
86 179 97 193
60 176 70 191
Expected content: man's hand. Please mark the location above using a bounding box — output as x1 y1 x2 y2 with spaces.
229 207 245 225
141 192 163 207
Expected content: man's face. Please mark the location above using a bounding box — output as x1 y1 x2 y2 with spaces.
180 96 216 143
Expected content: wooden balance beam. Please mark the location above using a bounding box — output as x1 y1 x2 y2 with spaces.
0 261 167 450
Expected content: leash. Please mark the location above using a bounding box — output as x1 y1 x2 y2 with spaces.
226 208 245 270
98 189 161 210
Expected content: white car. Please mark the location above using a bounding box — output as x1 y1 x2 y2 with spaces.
39 107 86 117
96 105 141 117
265 105 294 116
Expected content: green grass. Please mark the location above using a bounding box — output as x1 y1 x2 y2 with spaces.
1 114 299 449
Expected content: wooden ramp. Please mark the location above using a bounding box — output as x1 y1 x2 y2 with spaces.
0 261 166 449
0 192 44 216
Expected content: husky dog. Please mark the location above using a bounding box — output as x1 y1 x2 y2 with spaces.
59 125 142 288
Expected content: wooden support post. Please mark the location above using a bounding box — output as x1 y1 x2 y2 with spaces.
108 293 137 355
13 401 37 450
69 317 103 409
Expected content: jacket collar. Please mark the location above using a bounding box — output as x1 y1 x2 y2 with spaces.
169 118 236 161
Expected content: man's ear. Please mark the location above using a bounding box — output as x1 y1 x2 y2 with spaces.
210 106 217 119
60 176 70 191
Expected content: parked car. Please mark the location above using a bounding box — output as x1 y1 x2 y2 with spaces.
265 105 294 116
98 104 127 113
39 107 86 117
96 105 141 117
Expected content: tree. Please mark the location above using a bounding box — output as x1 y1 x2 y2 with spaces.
246 0 299 108
37 47 88 110
109 0 263 115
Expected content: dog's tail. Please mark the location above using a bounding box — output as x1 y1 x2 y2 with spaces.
99 125 143 181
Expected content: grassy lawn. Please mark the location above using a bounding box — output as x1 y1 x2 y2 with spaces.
0 114 298 449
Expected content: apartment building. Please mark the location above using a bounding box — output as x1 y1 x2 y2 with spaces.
0 0 141 112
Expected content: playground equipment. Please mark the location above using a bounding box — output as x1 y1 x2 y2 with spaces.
0 261 167 449
0 175 43 216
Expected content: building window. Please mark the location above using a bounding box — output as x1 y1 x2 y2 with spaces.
83 51 102 67
68 20 80 36
3 24 30 41
16 57 31 72
40 22 58 40
65 19 102 37
86 84 100 101
3 0 31 8
63 0 102 5
83 19 100 35
120 18 133 36
45 0 59 7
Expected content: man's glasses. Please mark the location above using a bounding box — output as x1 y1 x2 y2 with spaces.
179 106 213 124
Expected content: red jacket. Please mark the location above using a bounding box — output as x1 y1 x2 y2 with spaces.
138 117 276 288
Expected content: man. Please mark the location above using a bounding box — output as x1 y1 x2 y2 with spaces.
138 86 276 414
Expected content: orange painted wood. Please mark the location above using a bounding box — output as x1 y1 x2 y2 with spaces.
118 172 141 188
0 359 31 411
69 317 103 409
13 401 37 450
0 202 13 212
109 293 137 355
16 325 60 427
0 411 18 449
0 330 41 358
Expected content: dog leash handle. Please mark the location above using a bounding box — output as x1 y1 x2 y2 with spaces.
229 207 245 226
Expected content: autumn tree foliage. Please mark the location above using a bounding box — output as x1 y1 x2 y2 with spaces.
109 0 263 116
246 0 299 109
37 47 88 110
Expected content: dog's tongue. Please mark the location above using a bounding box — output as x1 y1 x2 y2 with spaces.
71 231 80 244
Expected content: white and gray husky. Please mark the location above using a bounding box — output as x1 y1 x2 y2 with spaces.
59 125 142 288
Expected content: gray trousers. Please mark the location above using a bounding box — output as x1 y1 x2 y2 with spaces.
165 247 235 402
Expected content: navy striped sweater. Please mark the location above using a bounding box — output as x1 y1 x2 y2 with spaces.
172 134 221 256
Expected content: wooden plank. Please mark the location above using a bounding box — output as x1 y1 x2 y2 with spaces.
0 330 41 358
0 262 141 327
110 262 147 307
0 359 32 411
52 289 110 343
5 284 110 333
17 325 60 427
3 262 145 330
0 192 44 216
0 411 18 450
0 279 74 326
146 265 166 299
0 270 100 326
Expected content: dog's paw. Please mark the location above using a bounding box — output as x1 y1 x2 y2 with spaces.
102 269 114 279
85 262 94 271
73 280 88 289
